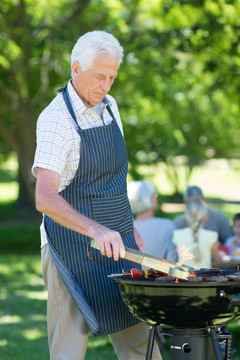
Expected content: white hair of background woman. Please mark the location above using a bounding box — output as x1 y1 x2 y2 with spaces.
71 30 124 74
128 180 156 215
184 200 208 262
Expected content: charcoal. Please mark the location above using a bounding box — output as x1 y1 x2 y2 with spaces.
194 268 221 277
203 275 228 282
155 276 176 282
227 275 240 281
187 276 203 282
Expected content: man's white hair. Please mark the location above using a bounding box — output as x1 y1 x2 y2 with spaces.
71 30 124 73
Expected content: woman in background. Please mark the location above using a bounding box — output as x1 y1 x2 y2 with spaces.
128 180 176 262
172 199 222 269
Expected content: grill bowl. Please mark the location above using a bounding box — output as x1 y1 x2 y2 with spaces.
112 276 240 328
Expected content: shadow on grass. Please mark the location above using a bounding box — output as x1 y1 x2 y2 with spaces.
0 253 239 360
0 255 49 360
0 320 48 360
0 225 41 253
0 254 168 360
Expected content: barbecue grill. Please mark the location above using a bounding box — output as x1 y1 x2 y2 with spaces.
111 267 240 360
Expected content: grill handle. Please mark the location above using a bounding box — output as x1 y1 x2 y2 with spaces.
219 290 240 305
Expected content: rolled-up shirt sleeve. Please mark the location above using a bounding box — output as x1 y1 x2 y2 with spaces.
32 110 73 178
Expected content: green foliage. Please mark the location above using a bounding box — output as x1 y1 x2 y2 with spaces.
0 0 240 200
106 0 240 189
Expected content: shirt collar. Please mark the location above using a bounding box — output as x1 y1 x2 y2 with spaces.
67 79 111 116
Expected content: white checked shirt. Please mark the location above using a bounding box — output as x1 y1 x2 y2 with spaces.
32 80 124 247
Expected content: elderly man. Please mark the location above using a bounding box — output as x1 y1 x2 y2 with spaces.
32 31 161 360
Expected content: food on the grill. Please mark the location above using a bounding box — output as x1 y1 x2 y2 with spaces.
227 274 240 281
128 268 172 279
194 268 221 276
155 276 176 282
186 276 203 283
120 267 240 283
130 268 145 279
203 275 228 282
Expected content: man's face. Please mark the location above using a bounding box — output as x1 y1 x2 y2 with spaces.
72 53 119 107
233 220 240 237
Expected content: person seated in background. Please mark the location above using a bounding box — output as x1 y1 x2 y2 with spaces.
128 180 176 262
172 199 222 269
225 213 240 257
174 185 232 245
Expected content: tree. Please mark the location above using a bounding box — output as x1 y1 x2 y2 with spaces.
0 0 240 209
111 0 240 193
0 0 92 210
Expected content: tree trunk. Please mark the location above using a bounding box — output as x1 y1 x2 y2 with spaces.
14 101 37 213
17 165 36 212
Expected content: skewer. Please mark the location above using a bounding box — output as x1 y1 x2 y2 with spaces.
107 273 128 278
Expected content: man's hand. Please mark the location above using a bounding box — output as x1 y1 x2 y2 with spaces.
91 225 126 261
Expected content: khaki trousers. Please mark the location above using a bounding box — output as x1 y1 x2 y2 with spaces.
42 245 162 360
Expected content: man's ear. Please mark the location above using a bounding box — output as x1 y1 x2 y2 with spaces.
72 61 81 77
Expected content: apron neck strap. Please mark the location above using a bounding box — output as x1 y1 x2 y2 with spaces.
57 85 115 130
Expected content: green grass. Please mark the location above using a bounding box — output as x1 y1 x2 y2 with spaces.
0 255 48 360
1 157 240 359
0 255 170 359
0 223 41 253
0 254 117 360
0 200 19 219
0 255 239 360
228 320 240 357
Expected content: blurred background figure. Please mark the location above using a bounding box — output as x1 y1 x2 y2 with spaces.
172 199 222 269
174 185 232 245
128 180 176 261
225 213 240 257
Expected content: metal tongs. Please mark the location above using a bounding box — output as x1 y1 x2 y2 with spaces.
90 240 194 280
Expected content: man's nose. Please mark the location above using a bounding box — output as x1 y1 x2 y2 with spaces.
101 78 112 92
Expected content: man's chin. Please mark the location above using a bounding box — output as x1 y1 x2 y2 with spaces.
95 94 105 102
88 95 105 107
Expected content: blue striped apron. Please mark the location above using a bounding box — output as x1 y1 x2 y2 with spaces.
44 85 141 336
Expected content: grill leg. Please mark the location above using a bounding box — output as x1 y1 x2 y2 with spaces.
209 324 223 360
219 331 233 360
154 327 166 350
145 325 156 360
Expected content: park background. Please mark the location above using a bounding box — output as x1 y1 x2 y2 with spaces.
0 0 240 359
